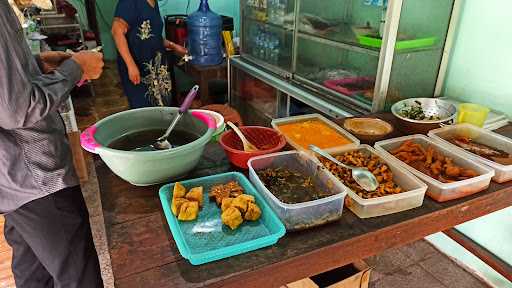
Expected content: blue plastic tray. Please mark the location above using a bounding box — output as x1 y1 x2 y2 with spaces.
159 172 286 265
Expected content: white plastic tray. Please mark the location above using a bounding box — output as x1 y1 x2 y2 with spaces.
313 145 427 218
248 151 348 231
271 114 360 154
429 124 512 183
375 135 494 202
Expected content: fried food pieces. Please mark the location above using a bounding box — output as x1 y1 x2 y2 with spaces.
209 181 244 206
221 207 244 230
209 182 262 230
178 201 199 221
320 150 402 199
392 140 478 183
221 197 234 212
173 182 187 199
171 197 188 216
171 182 204 221
185 187 204 207
244 202 262 221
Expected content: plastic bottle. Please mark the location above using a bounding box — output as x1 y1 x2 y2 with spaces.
187 0 224 66
268 0 276 24
259 29 266 59
271 37 280 65
276 0 286 25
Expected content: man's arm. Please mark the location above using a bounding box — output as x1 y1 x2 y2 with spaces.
0 6 103 130
0 41 83 130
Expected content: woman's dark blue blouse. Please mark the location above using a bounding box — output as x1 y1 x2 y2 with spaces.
115 0 172 108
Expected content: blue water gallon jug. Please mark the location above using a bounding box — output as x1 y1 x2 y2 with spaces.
187 0 223 66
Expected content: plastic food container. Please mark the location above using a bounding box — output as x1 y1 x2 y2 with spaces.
356 35 437 50
375 135 494 202
248 151 348 231
456 103 490 128
271 114 360 154
429 124 512 183
159 172 286 265
313 145 427 218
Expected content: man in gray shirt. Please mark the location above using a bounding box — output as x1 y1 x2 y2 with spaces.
2 1 104 287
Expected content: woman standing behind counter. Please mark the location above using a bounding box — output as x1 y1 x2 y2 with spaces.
112 0 187 108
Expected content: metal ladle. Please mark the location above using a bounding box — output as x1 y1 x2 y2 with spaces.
134 85 199 151
309 145 379 192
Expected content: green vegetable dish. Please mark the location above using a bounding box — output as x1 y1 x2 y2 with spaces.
399 100 440 121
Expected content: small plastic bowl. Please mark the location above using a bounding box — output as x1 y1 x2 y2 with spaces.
219 126 287 169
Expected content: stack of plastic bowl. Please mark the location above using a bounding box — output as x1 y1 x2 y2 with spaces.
192 109 225 141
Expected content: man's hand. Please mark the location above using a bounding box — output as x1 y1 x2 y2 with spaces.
39 51 72 74
71 51 104 81
164 40 188 56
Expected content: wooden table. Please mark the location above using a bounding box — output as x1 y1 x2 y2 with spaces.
98 123 512 288
178 61 228 105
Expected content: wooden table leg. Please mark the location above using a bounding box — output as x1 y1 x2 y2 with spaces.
199 74 210 105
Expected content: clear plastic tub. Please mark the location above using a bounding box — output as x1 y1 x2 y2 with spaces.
248 151 348 231
271 114 360 154
429 124 512 183
312 145 427 218
375 135 494 202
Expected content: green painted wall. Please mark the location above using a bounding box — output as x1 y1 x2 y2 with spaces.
443 0 512 117
95 0 119 60
159 0 240 36
91 0 240 60
431 0 512 283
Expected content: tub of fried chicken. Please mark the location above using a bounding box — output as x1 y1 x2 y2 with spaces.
314 145 428 218
375 135 495 202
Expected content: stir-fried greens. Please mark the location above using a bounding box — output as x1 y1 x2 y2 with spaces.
399 100 440 121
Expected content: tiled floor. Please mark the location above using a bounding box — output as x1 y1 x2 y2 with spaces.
366 242 490 288
0 62 492 288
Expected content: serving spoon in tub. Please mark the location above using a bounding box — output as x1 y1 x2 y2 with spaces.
309 144 379 192
134 85 199 151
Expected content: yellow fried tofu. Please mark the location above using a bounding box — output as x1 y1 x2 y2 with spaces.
221 197 234 212
221 207 243 230
178 201 199 221
173 182 186 199
244 202 262 221
232 195 249 213
238 194 255 203
171 197 188 216
185 187 204 207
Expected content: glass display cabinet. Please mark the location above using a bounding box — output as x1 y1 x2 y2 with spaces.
232 0 461 118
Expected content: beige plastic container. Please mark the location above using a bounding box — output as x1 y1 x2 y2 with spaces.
375 135 494 202
429 124 512 183
313 145 427 218
271 114 360 154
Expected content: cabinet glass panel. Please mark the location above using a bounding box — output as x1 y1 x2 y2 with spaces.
294 34 378 109
297 0 386 52
242 18 295 72
386 0 455 108
230 65 278 126
241 0 296 72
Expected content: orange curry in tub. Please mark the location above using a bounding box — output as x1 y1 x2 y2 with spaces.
277 120 352 149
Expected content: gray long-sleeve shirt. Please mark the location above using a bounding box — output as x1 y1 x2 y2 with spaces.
1 1 83 213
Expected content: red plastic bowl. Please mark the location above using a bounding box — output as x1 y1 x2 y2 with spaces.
219 126 287 169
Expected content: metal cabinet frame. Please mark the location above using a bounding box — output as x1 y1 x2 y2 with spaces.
234 0 463 113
